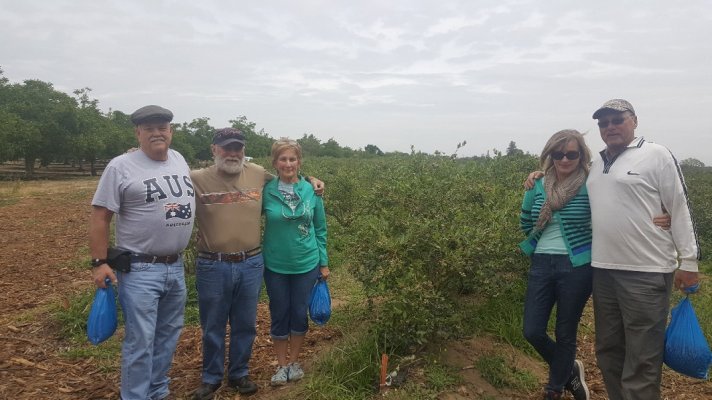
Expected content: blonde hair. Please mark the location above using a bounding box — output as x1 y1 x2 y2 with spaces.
540 129 591 174
271 137 302 165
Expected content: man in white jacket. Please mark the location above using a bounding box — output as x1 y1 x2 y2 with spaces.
586 99 700 400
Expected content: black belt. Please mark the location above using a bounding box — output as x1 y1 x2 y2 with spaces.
198 247 261 262
130 254 181 264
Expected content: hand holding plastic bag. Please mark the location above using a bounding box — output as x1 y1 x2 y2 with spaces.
87 279 118 345
663 296 712 379
309 277 331 326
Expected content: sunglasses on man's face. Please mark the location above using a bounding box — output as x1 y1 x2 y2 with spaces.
221 143 244 152
551 151 580 161
597 115 629 129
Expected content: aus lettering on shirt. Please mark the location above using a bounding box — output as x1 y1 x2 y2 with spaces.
143 175 194 203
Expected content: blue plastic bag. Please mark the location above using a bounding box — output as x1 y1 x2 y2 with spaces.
309 278 331 326
87 280 118 345
663 296 712 379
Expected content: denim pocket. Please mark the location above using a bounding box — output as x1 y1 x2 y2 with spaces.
196 258 215 271
246 254 265 269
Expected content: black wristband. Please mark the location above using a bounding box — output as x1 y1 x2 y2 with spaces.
90 258 107 268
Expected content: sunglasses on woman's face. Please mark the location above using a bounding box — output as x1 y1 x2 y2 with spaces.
551 151 580 161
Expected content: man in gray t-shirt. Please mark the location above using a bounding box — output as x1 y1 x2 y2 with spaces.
88 105 194 400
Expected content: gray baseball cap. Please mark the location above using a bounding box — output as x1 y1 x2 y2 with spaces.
592 99 636 119
130 105 174 125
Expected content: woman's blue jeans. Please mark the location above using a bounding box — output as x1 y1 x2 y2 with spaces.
264 265 320 340
196 254 264 384
523 254 592 393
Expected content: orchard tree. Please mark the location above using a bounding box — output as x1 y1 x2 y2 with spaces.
506 140 524 156
230 115 272 157
0 79 79 174
364 144 384 156
72 87 112 175
298 133 322 156
174 117 214 162
680 158 705 168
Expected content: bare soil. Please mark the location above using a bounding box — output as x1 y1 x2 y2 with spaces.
0 178 338 400
1 173 711 400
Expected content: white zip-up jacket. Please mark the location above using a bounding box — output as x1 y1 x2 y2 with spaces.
587 137 700 273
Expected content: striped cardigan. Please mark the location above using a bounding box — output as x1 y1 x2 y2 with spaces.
519 178 592 267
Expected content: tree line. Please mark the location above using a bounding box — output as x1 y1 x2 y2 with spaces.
0 68 385 176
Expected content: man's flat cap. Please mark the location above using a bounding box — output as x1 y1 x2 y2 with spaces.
130 105 174 125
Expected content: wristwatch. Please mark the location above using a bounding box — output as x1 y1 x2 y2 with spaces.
90 258 107 268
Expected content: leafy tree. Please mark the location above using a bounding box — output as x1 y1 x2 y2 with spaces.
298 133 322 156
174 117 214 162
71 88 113 175
0 79 79 174
321 137 345 158
364 144 384 156
506 140 524 156
681 158 705 168
105 110 138 156
230 115 272 157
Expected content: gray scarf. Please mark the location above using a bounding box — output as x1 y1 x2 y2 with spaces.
535 168 586 230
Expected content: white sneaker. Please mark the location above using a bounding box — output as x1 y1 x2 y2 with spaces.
288 362 304 381
271 365 289 386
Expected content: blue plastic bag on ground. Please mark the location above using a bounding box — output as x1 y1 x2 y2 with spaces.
87 280 118 345
663 296 712 379
309 278 331 326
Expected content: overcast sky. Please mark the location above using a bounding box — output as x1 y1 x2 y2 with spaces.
2 0 711 163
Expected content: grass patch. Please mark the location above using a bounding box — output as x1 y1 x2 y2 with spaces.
0 179 23 207
292 330 381 400
184 273 200 326
470 281 534 355
52 289 97 342
423 359 462 391
476 354 538 390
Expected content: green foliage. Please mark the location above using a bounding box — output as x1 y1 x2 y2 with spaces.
681 158 706 168
683 166 712 262
52 289 95 342
304 154 537 353
291 331 382 400
52 286 123 346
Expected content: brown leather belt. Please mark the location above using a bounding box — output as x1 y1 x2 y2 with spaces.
130 254 181 264
198 247 262 263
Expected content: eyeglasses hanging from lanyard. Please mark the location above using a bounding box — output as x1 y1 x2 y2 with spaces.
282 203 306 219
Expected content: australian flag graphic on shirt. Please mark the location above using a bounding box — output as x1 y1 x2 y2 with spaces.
164 203 192 219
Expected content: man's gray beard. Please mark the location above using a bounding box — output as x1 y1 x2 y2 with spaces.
215 155 244 175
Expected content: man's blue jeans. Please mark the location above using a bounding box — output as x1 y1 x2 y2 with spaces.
196 254 264 384
117 260 186 400
523 254 592 393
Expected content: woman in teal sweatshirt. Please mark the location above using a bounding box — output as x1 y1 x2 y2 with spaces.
262 138 329 386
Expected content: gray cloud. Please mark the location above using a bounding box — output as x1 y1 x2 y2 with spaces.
1 0 711 163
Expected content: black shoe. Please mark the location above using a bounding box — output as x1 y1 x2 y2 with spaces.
543 389 562 399
191 382 221 400
229 375 258 395
565 360 590 400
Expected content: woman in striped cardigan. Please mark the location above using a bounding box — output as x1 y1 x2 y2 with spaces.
519 129 594 400
520 130 671 400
